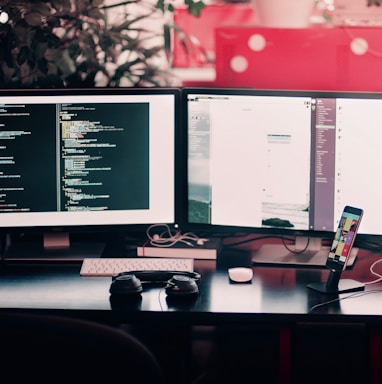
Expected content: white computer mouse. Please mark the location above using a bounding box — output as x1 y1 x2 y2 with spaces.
228 267 253 283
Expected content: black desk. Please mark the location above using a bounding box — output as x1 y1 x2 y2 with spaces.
0 252 382 320
0 249 382 384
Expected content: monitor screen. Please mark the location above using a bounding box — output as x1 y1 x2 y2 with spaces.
0 88 180 259
181 87 382 265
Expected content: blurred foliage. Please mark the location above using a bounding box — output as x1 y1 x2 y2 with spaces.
0 0 205 88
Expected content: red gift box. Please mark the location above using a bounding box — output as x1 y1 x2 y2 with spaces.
215 26 382 91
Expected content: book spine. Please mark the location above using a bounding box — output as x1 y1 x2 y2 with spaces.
137 247 217 260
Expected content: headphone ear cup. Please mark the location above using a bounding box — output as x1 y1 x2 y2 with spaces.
165 275 199 297
109 274 143 296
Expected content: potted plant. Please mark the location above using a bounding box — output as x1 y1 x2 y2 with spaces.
0 0 205 88
253 0 316 28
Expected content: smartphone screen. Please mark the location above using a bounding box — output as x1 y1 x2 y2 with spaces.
325 206 363 271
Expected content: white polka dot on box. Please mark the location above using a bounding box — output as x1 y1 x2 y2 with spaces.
214 26 382 92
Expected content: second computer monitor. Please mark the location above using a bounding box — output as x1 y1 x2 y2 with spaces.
181 87 382 262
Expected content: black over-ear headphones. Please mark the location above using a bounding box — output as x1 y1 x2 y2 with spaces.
109 270 201 298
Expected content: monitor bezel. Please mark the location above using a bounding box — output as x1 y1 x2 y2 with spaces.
179 86 382 245
0 87 182 237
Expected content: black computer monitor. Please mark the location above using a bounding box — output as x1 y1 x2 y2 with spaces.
180 87 382 266
0 87 180 259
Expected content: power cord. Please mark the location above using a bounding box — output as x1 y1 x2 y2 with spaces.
363 257 382 285
308 257 382 313
224 234 295 248
281 236 311 255
145 224 209 248
308 289 382 313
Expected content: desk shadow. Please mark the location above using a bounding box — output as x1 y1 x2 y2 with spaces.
109 294 142 311
166 294 199 311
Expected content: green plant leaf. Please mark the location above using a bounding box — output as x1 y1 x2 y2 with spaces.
51 0 72 12
156 0 166 13
24 11 43 27
2 0 206 87
37 57 49 74
163 23 171 59
29 2 52 17
367 0 382 6
17 46 29 66
184 0 205 17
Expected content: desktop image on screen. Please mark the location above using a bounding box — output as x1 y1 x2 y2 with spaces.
0 88 180 260
181 87 382 267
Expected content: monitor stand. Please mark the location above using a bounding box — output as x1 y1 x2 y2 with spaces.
251 237 358 268
307 270 365 294
3 232 105 261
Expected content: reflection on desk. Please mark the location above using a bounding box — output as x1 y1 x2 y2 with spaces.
0 248 381 321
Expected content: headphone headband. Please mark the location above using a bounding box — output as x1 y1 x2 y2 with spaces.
109 270 201 298
112 270 201 284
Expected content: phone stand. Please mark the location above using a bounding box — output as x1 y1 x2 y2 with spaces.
307 270 365 294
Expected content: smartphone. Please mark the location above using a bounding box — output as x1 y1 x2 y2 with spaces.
325 205 363 272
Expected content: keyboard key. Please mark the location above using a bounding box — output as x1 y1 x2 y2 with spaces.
80 257 194 277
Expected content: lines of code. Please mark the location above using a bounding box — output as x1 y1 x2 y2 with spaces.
0 102 150 213
0 103 57 213
59 103 150 211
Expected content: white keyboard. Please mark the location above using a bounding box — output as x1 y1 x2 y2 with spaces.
80 257 194 277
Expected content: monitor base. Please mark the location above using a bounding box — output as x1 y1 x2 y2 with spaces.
252 237 358 268
307 279 365 294
3 235 105 261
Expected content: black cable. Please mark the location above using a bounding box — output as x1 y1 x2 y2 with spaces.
281 236 310 255
308 289 382 313
355 238 382 253
224 234 295 248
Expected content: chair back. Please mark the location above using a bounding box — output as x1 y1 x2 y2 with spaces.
0 310 164 383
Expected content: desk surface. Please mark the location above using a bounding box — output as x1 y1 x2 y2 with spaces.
0 248 382 325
